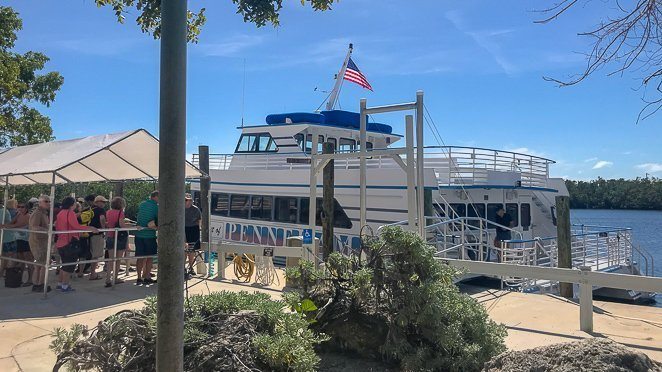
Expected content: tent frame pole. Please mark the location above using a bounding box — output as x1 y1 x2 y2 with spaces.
1 176 7 262
43 173 56 298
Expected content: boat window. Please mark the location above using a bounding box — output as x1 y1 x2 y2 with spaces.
235 133 278 153
339 138 356 152
299 197 353 228
274 197 298 223
448 203 466 218
520 203 531 228
467 203 486 227
357 141 373 151
327 138 337 150
434 204 446 218
211 193 229 216
486 203 503 227
305 134 325 154
229 194 250 219
294 134 304 151
506 203 519 227
250 195 273 221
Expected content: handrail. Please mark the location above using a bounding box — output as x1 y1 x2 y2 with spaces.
440 258 662 332
425 216 524 240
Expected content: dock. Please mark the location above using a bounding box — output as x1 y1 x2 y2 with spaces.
0 270 660 371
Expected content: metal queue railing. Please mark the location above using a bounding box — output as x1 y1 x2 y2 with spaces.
0 226 157 297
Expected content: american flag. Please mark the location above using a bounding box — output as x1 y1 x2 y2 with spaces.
343 57 373 91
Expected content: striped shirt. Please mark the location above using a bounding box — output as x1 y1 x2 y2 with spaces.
135 199 158 238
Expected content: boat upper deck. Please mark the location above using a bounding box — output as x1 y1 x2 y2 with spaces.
192 145 556 189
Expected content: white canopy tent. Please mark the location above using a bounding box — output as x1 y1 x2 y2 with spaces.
0 129 205 297
0 129 203 186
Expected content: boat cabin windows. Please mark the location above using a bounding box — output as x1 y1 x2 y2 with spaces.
235 133 278 153
299 198 353 228
208 192 352 229
229 194 250 219
250 196 273 221
448 203 466 218
274 197 298 223
520 203 531 229
294 133 372 153
438 202 531 229
506 203 519 227
467 204 486 227
304 134 325 153
339 138 356 152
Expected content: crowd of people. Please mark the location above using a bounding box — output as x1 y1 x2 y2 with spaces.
0 190 202 293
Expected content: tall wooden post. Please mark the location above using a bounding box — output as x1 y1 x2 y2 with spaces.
156 0 187 370
113 182 124 197
322 142 335 259
556 195 573 298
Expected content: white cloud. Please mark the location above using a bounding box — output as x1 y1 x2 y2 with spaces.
583 157 598 163
199 35 264 57
592 160 613 169
444 10 517 75
636 163 662 173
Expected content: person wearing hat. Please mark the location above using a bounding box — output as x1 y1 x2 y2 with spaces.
86 195 108 280
184 193 202 276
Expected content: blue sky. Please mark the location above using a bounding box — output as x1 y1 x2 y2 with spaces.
5 0 661 179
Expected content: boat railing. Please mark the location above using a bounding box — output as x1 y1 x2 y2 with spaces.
500 225 655 292
192 145 554 188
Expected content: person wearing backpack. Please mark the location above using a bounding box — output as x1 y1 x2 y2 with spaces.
87 196 108 280
55 197 98 292
76 195 96 276
105 197 131 287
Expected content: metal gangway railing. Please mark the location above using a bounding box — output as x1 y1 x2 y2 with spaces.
192 145 554 188
501 224 655 292
378 216 655 294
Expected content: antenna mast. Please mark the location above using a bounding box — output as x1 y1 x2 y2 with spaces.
326 43 353 111
241 58 246 128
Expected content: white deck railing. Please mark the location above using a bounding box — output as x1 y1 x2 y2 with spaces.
192 145 554 188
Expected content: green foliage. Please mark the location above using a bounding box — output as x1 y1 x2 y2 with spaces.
286 226 507 372
3 181 159 220
95 0 337 41
566 177 662 210
94 0 206 43
51 291 326 372
0 6 63 147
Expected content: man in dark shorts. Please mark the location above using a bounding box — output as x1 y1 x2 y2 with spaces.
135 191 158 285
493 206 514 261
184 193 201 275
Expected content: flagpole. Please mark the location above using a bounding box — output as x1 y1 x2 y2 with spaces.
326 43 353 111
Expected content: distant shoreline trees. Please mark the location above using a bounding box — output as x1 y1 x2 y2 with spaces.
566 177 662 210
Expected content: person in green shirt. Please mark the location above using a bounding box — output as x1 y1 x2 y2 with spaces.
135 191 159 285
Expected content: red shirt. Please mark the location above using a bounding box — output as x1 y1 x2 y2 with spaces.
55 209 89 249
105 209 124 238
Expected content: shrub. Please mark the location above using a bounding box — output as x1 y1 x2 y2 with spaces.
285 226 507 372
51 291 326 372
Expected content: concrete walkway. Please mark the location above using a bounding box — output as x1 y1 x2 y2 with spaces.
0 270 660 371
466 285 662 361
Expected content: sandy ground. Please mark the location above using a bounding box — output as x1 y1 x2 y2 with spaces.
0 266 660 371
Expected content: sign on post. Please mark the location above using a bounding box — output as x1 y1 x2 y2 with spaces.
303 229 313 245
302 229 314 262
262 247 274 257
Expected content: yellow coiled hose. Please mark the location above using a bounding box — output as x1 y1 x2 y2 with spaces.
232 253 255 282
